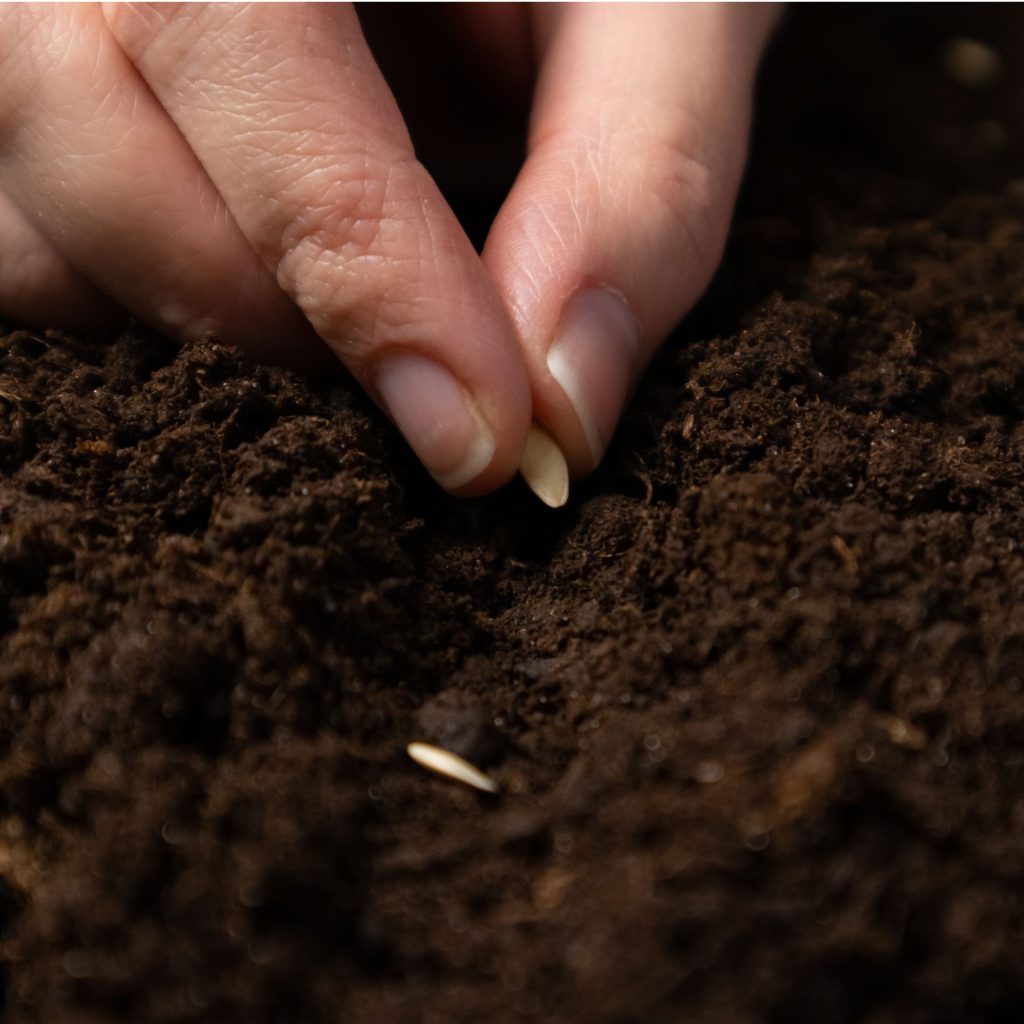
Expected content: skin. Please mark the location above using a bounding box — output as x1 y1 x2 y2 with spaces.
0 2 781 494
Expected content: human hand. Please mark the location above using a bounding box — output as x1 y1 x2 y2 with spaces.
0 3 780 498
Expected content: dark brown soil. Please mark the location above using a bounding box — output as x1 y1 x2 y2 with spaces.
3 7 1024 1023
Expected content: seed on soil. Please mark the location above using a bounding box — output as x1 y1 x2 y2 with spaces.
406 741 499 793
520 422 569 508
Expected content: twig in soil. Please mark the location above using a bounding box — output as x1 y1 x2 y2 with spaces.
830 535 859 574
519 422 569 508
406 742 499 793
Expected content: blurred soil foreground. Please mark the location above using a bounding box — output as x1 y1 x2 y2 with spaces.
1 7 1024 1023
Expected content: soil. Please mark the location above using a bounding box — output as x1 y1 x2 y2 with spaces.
2 6 1024 1024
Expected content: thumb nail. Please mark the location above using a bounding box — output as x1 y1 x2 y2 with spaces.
546 287 640 468
375 353 496 491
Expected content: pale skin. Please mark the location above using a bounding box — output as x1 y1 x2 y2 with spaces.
0 2 781 495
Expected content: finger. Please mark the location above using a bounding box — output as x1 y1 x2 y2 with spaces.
483 3 781 476
102 2 531 495
0 188 120 329
0 3 323 367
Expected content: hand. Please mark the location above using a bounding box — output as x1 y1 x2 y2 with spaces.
0 3 780 495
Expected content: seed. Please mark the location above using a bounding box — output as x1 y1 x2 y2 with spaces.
406 741 499 793
520 422 569 508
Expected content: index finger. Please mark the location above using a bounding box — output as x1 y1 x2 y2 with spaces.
104 2 531 494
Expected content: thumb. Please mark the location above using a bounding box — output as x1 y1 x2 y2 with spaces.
484 3 781 477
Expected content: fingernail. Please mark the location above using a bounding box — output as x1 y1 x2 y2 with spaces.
546 287 641 467
520 422 569 508
375 354 496 490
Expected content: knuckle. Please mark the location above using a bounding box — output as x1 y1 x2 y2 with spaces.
643 134 726 279
533 113 733 283
269 153 425 361
600 106 732 282
276 153 391 270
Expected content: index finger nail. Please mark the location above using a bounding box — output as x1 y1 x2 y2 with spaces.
375 354 497 491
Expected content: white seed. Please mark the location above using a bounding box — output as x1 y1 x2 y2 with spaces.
406 742 499 793
519 422 569 508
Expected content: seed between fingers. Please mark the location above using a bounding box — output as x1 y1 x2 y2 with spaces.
519 422 569 508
